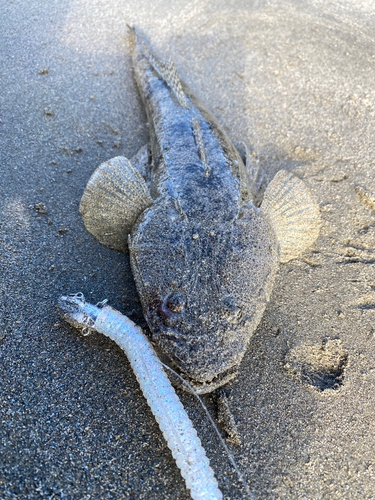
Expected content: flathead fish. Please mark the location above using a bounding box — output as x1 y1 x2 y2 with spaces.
80 28 321 395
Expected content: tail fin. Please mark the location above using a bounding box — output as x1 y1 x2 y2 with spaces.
130 27 187 107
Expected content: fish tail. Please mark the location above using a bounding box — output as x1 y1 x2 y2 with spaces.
130 28 187 107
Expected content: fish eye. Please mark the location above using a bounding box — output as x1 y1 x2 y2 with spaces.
162 291 186 315
221 297 242 324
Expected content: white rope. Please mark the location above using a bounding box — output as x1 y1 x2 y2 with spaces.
94 305 223 500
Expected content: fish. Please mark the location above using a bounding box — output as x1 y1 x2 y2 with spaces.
80 28 321 396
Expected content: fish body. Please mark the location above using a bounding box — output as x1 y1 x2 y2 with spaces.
80 30 321 394
129 33 278 392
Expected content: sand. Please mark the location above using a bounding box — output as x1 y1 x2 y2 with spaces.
1 0 374 498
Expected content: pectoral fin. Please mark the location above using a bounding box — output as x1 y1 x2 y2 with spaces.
261 170 321 263
80 156 153 252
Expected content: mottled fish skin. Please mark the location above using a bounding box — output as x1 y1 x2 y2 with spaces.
128 31 279 393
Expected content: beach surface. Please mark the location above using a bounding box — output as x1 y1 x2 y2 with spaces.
1 0 374 498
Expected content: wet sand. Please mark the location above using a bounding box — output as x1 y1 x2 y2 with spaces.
1 1 374 498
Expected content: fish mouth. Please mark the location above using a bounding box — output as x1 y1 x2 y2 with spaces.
160 353 239 394
151 325 244 393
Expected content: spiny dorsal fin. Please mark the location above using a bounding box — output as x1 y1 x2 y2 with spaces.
165 57 187 107
243 143 267 207
191 116 208 175
80 156 153 252
136 33 187 107
261 170 321 263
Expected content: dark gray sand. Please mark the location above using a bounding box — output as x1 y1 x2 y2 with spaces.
1 0 375 498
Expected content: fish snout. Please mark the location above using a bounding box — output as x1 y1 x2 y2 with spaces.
154 327 243 386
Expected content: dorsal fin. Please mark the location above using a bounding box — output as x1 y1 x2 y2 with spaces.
191 116 209 176
134 31 187 107
243 143 267 207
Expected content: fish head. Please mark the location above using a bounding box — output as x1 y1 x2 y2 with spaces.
130 201 278 393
